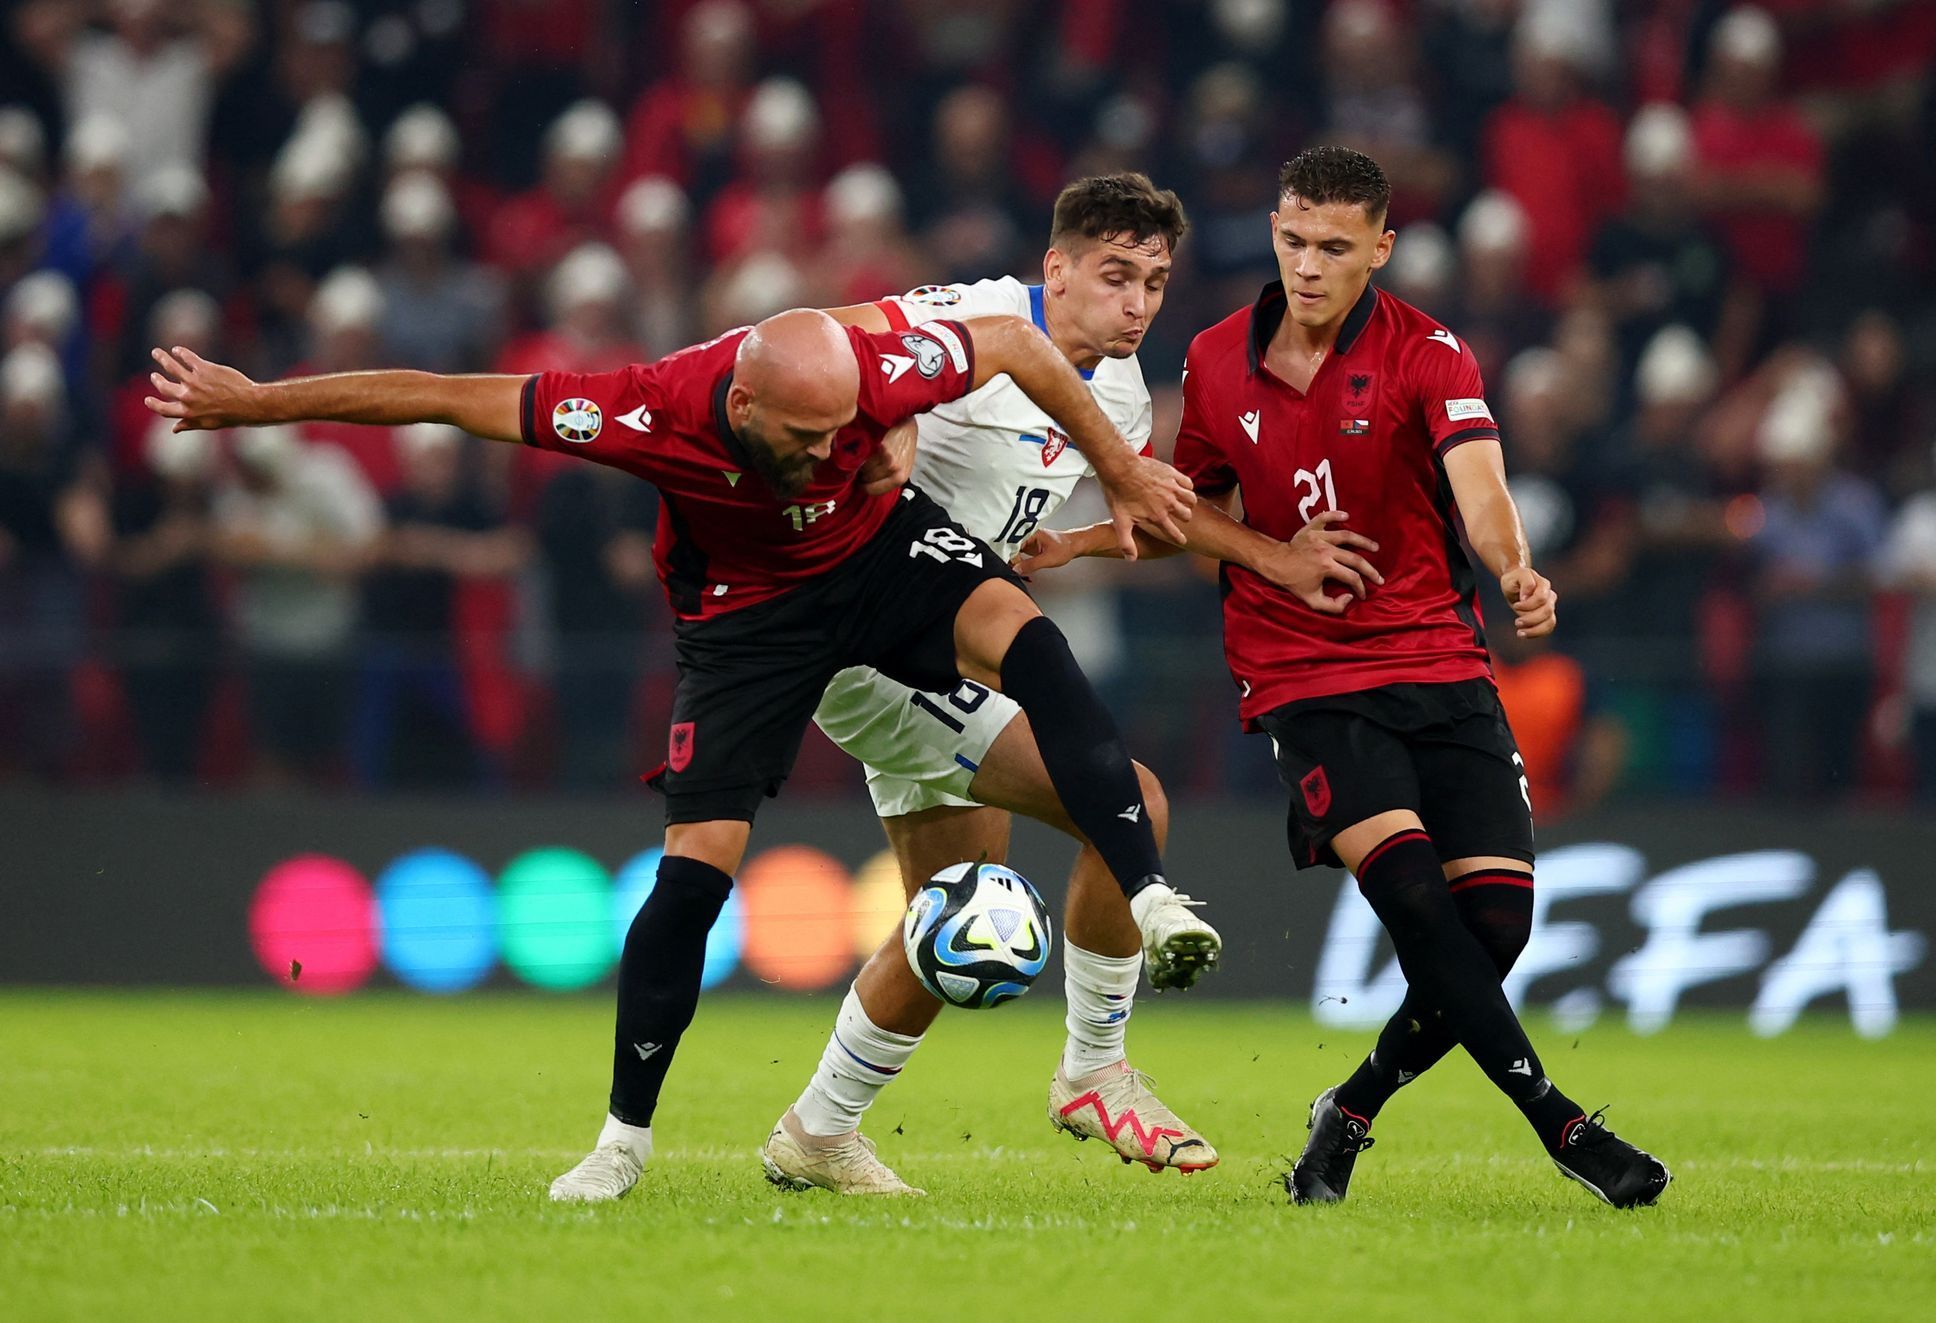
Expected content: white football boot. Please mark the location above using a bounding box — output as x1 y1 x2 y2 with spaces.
548 1142 644 1202
1048 1061 1219 1173
1129 883 1221 991
760 1108 925 1196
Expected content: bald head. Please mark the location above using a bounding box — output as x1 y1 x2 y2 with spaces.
727 308 860 498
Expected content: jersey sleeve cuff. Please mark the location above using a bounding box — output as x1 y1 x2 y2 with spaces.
519 374 539 447
1435 426 1500 456
875 299 910 332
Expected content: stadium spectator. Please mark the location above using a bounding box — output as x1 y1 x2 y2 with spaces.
812 164 923 309
0 166 47 293
1480 8 1624 305
351 423 527 790
11 0 252 192
1447 190 1548 381
374 173 505 375
112 163 224 379
1749 362 1885 799
486 99 624 288
39 113 134 296
1316 0 1454 226
619 0 758 208
912 85 1037 284
1837 309 1926 498
0 341 105 778
296 267 402 494
109 419 219 780
210 423 380 786
614 176 697 356
1689 7 1825 305
1882 445 1936 800
703 77 826 267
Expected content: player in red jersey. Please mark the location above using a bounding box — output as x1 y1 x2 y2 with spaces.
1017 148 1670 1209
144 304 1198 1203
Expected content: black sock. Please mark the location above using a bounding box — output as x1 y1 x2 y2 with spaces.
608 855 733 1126
1334 867 1536 1120
998 616 1162 896
1351 833 1578 1146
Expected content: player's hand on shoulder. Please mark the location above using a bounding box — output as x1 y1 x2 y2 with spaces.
1501 566 1558 638
1011 528 1080 577
1102 453 1195 557
859 418 918 496
146 346 260 432
1261 511 1383 615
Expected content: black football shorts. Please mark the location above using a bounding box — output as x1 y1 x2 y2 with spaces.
650 485 1026 824
1254 678 1535 870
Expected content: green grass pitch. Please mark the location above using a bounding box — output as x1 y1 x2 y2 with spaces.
4 991 1931 1321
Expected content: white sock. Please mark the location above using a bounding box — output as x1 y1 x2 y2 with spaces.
1062 942 1141 1078
792 985 923 1137
597 1112 652 1164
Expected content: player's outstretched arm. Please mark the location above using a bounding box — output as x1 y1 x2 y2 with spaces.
957 315 1194 556
1443 438 1558 638
144 346 528 444
1016 502 1383 615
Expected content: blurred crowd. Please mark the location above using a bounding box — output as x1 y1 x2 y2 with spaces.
1 0 1934 809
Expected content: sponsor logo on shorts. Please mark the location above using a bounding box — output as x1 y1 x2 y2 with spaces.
1300 765 1332 818
552 397 602 443
668 722 695 773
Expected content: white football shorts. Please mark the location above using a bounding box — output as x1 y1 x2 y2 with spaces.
812 665 1020 818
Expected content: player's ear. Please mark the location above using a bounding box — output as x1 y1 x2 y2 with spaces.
1042 246 1065 292
1369 225 1396 272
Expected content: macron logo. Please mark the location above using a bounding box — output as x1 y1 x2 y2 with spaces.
634 1042 662 1061
1238 410 1261 444
880 354 916 384
616 404 653 432
1427 329 1461 353
1118 804 1143 823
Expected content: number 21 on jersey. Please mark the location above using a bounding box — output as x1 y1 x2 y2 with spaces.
1294 458 1337 522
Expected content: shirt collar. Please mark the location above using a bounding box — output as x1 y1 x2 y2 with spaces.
1027 284 1096 381
711 370 752 464
1246 279 1380 375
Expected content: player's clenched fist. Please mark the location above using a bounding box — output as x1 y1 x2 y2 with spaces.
1099 453 1194 558
1500 565 1558 638
1011 527 1080 577
1255 510 1384 615
145 346 264 432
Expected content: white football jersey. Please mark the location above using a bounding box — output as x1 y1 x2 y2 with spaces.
876 278 1153 557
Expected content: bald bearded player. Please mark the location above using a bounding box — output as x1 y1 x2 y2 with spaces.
145 305 1198 1202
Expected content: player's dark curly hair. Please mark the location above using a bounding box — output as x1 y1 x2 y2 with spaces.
1277 147 1391 224
1049 172 1190 255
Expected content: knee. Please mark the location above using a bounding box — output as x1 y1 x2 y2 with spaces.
1134 761 1170 848
1450 876 1535 977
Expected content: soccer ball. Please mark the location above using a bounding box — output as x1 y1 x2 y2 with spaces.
902 862 1053 1009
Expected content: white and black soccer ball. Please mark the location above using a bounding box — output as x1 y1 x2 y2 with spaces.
902 862 1052 1009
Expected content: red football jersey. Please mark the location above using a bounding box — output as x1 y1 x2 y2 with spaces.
521 320 978 619
1174 282 1498 726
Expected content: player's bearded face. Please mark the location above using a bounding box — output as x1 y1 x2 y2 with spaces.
1270 198 1393 327
736 406 831 498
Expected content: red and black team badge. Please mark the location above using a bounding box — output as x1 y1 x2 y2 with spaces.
1299 765 1332 818
1340 372 1375 437
668 722 695 773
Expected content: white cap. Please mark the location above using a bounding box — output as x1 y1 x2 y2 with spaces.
1635 325 1717 406
149 288 220 345
1625 102 1693 179
617 175 690 237
825 163 901 228
742 78 819 154
381 171 454 240
234 424 303 480
293 93 368 171
1214 0 1286 51
310 266 385 336
0 106 47 176
384 103 459 172
271 132 352 203
548 242 629 318
1505 346 1566 402
717 251 804 327
545 100 622 165
1326 0 1389 45
146 417 217 481
1458 189 1529 255
1712 6 1781 67
0 167 44 244
1757 362 1841 465
0 341 64 409
1387 222 1453 294
5 269 79 343
135 163 209 221
400 420 461 462
64 112 129 173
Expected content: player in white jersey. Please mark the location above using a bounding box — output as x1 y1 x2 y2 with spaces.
761 175 1386 1195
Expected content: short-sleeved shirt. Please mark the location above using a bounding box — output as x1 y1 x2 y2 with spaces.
520 321 978 619
872 278 1153 558
1173 281 1497 727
